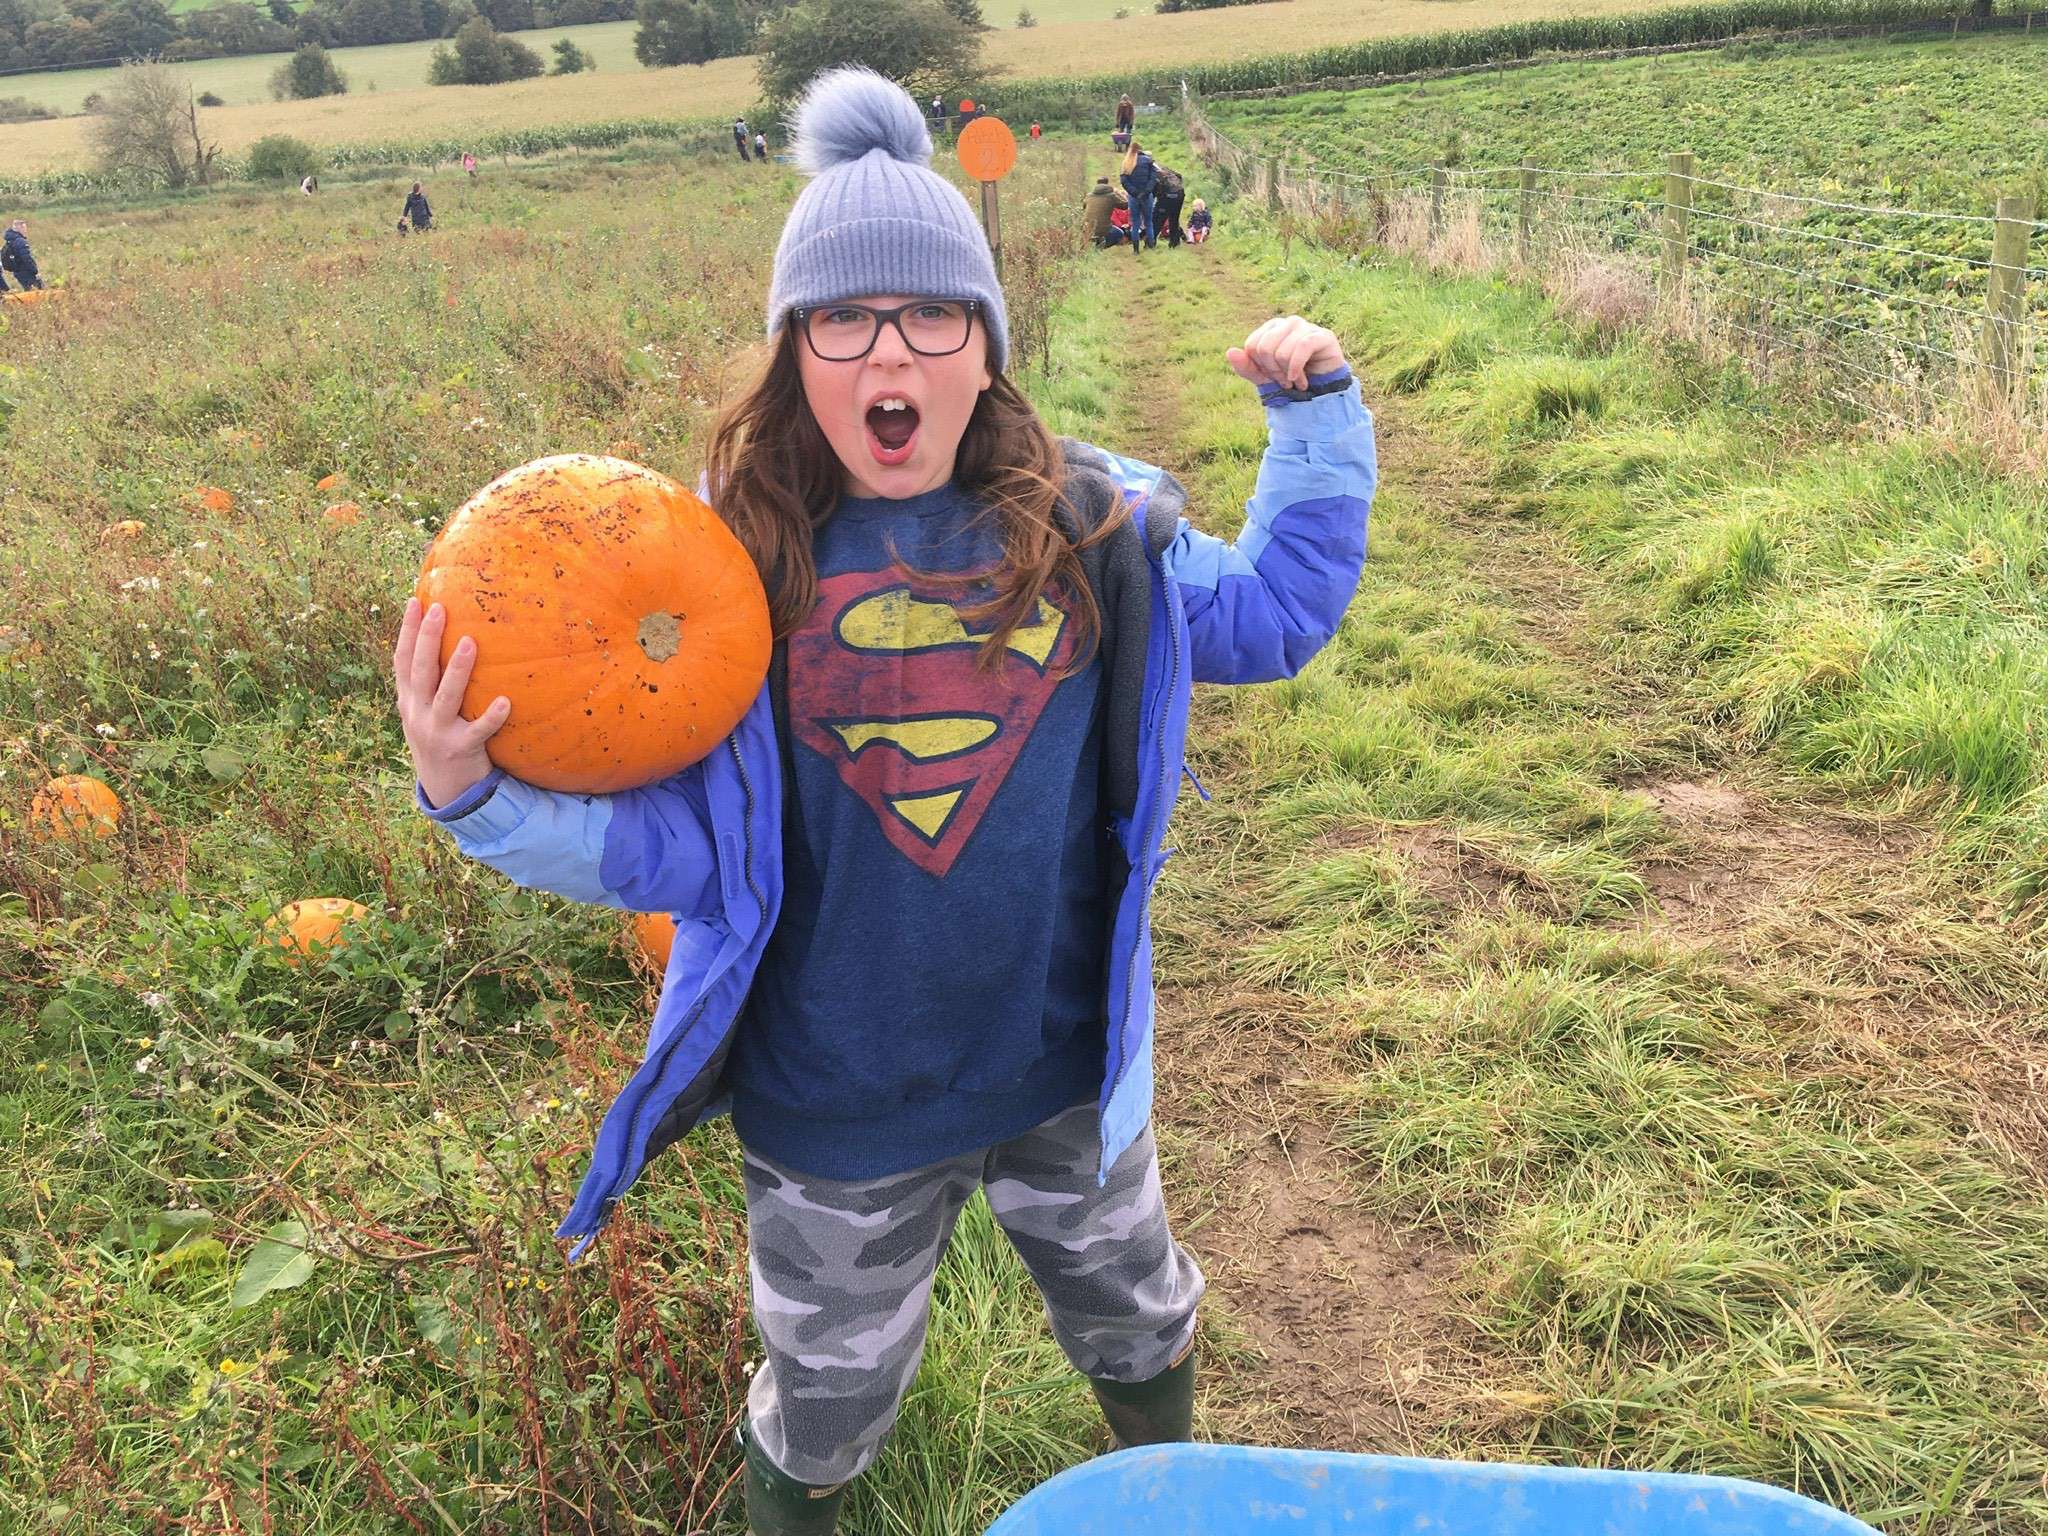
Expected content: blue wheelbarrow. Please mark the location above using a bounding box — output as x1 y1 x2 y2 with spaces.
985 1444 1880 1536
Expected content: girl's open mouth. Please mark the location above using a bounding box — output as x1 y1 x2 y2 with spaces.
865 397 921 466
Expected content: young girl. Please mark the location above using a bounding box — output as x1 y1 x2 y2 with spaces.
1187 197 1213 244
395 68 1375 1536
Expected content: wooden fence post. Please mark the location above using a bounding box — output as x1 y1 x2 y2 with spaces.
1518 157 1536 264
1430 166 1448 239
1265 154 1280 214
1662 149 1695 290
1981 193 2038 393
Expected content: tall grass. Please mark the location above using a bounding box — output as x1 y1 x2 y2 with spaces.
0 141 1102 1534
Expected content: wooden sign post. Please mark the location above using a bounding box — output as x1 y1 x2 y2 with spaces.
956 116 1019 279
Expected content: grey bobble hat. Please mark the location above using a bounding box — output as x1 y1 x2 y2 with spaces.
766 68 1009 371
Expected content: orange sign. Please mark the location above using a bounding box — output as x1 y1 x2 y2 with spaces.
956 116 1018 183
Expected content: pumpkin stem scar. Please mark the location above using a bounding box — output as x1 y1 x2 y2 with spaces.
637 611 682 662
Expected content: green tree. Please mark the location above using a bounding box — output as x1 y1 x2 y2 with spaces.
940 0 981 27
756 0 978 104
269 41 347 97
428 13 542 80
633 0 752 66
549 33 589 69
246 131 320 179
268 0 295 19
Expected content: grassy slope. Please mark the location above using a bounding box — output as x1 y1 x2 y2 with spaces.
1206 31 2048 208
1131 119 2048 1531
0 0 1714 173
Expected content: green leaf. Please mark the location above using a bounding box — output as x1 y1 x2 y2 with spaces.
201 745 248 783
380 1008 415 1043
231 1220 320 1308
132 739 183 772
411 1291 456 1353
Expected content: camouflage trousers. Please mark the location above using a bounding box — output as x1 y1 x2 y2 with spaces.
741 1101 1206 1486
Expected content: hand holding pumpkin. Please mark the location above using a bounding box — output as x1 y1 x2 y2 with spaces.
393 597 511 809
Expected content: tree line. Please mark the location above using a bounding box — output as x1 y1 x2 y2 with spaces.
0 0 633 76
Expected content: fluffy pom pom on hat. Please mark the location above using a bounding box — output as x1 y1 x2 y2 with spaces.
765 69 1008 371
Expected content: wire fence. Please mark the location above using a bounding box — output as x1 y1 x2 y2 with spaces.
1182 94 2045 431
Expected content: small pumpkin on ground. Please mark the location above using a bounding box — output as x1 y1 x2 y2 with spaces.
31 774 123 840
101 519 146 543
322 501 361 525
266 898 369 965
194 485 234 515
631 911 676 971
316 472 345 492
415 454 771 793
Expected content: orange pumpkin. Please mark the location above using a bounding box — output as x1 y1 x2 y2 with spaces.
316 472 345 492
631 912 676 971
31 774 123 840
322 500 361 525
265 898 369 964
101 519 147 543
608 438 642 460
195 485 234 515
416 454 770 793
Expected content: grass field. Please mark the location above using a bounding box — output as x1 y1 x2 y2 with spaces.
1205 31 2048 213
6 114 2048 1534
0 0 1716 174
1202 32 2048 382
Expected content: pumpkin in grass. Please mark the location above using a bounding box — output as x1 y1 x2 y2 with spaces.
266 898 369 964
416 454 770 793
101 519 146 543
31 774 122 840
316 472 345 492
194 485 234 515
631 912 676 971
323 500 361 525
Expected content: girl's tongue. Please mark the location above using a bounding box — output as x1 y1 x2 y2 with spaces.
866 399 920 463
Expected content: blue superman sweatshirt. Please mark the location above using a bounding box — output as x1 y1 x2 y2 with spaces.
729 484 1108 1178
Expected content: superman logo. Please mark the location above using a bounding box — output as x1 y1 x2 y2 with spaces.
789 567 1078 877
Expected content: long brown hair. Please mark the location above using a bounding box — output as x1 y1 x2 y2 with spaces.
702 328 1121 675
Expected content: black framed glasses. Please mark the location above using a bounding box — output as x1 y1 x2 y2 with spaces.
793 299 982 362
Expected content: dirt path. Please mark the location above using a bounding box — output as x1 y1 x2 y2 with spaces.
1097 243 1468 1454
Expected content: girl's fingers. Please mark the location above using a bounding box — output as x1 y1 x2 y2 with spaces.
392 596 421 697
1284 330 1319 388
464 695 512 746
408 602 447 707
431 633 477 723
1224 345 1263 383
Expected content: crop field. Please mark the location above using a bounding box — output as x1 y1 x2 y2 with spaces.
1204 33 2048 381
0 0 1721 175
5 93 2048 1536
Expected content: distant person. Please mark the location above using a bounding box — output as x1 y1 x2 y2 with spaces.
1029 121 1042 142
463 152 478 178
1113 92 1135 150
1106 203 1131 246
300 173 317 195
1154 161 1186 248
733 117 751 161
1186 197 1212 244
396 218 410 236
402 182 432 232
1119 140 1158 253
754 131 769 162
957 97 976 129
930 94 946 132
2 219 42 290
1084 174 1123 247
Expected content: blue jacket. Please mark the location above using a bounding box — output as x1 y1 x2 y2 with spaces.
1121 153 1158 198
422 381 1376 1256
2 227 37 287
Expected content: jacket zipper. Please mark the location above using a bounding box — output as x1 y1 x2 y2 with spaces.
1108 560 1182 1107
597 737 762 1230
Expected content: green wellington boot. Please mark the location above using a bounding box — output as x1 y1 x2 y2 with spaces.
740 1422 850 1536
1088 1343 1196 1450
